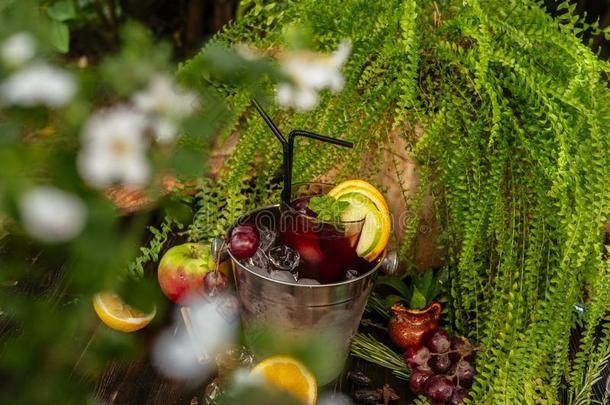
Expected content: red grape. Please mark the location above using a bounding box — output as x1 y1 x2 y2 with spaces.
229 225 259 259
423 328 451 353
409 369 434 394
450 337 475 362
428 353 452 373
203 271 229 297
425 375 455 404
404 344 431 370
450 359 475 388
448 387 468 405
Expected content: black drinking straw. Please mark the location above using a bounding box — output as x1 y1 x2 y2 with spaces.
251 99 353 204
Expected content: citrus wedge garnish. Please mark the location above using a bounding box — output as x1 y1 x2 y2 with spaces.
251 356 317 405
93 292 155 332
327 179 388 211
329 180 391 262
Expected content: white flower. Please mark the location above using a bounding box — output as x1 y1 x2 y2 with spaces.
152 295 238 381
0 63 76 107
235 43 262 61
20 186 86 243
276 40 352 111
132 75 198 142
1 32 36 66
318 393 354 405
77 107 151 188
133 75 198 118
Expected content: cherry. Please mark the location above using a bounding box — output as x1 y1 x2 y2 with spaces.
409 369 434 394
450 359 475 388
203 271 229 297
428 353 452 373
229 224 259 259
425 375 455 404
423 328 451 353
404 344 431 370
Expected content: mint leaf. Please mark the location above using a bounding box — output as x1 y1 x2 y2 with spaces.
410 286 427 310
308 195 349 222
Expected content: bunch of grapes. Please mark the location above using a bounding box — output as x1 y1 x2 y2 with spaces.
405 328 476 404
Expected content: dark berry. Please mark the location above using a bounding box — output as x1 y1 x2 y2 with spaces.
450 359 475 388
428 353 452 373
425 375 455 404
450 337 475 362
203 271 229 297
404 344 431 370
229 225 259 259
448 387 469 405
423 328 452 353
409 369 434 394
353 389 381 403
347 371 372 386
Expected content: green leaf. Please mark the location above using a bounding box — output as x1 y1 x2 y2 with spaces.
47 1 76 22
376 275 410 299
417 269 434 300
49 20 69 53
410 286 427 310
384 294 403 309
307 195 349 222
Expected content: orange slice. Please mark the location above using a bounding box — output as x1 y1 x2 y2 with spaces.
251 356 317 405
329 180 391 262
93 292 155 332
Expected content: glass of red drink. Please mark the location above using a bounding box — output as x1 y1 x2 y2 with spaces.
279 182 372 284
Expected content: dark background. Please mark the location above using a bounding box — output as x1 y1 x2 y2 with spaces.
69 0 610 60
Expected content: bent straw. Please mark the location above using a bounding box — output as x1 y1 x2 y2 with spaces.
251 99 353 204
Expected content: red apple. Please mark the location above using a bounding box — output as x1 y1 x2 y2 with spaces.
157 243 228 304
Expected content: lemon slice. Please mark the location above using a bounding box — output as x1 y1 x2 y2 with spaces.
251 356 317 405
93 292 155 332
329 180 391 262
328 179 388 211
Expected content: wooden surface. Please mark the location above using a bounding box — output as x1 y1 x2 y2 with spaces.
93 350 411 404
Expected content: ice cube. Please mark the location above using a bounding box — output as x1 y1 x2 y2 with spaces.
297 278 320 285
240 249 270 276
257 225 276 252
269 270 298 283
345 269 359 280
268 245 300 272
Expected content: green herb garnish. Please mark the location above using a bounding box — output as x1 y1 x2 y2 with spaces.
307 195 350 222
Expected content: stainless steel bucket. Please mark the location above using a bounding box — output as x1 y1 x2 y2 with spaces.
225 205 385 385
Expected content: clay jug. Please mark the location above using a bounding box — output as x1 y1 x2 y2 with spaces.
388 301 441 349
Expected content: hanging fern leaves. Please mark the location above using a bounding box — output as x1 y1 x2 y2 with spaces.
181 0 610 402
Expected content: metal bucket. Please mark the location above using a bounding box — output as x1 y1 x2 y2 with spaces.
224 205 388 385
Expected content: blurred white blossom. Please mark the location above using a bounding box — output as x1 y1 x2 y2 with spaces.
231 367 265 388
318 393 354 405
132 75 198 143
1 32 35 66
152 295 238 381
20 186 86 243
276 40 352 111
77 107 151 188
235 43 262 61
0 63 76 107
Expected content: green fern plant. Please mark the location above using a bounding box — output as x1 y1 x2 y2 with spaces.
177 0 610 403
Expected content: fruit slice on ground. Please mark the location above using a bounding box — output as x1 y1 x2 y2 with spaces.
329 180 391 262
251 356 317 405
93 292 155 332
